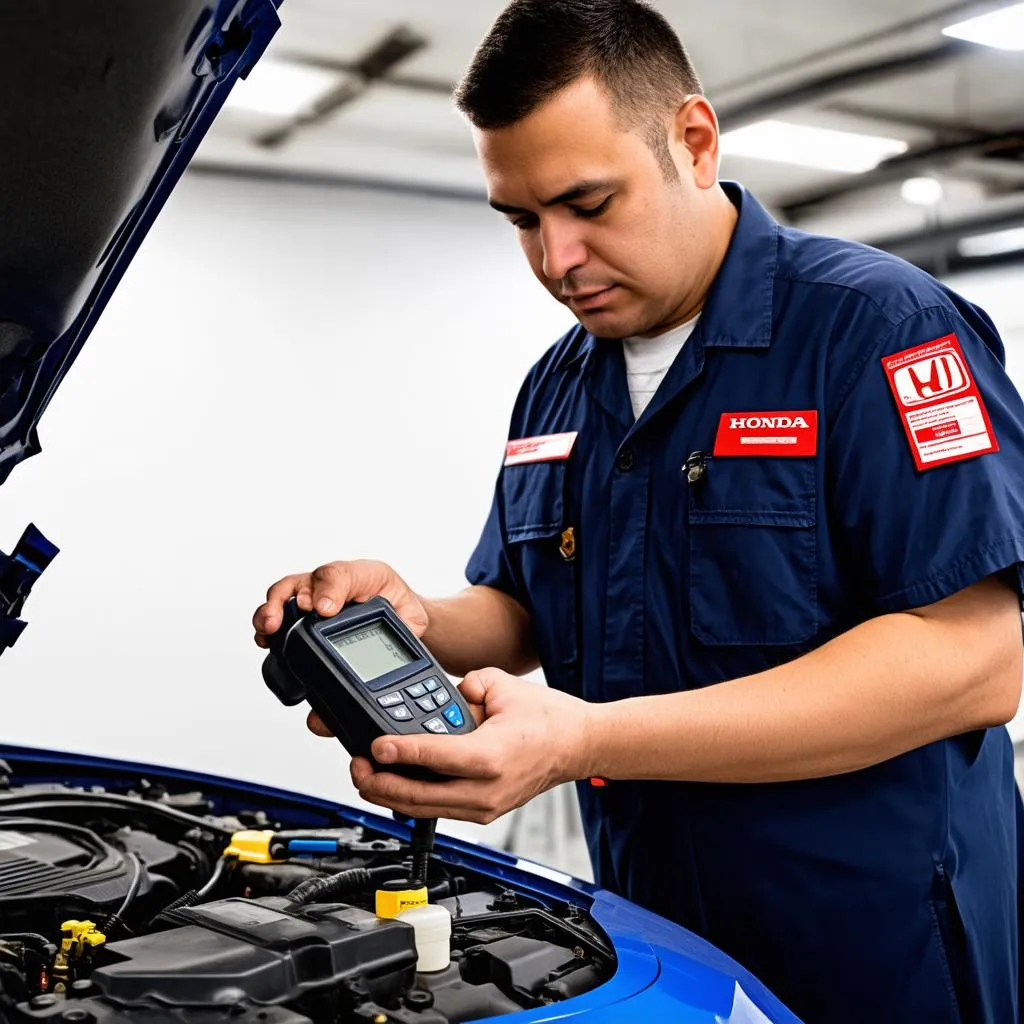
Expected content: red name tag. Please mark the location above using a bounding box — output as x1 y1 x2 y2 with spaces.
504 431 578 466
713 410 818 457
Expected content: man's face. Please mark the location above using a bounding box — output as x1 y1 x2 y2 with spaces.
476 76 711 339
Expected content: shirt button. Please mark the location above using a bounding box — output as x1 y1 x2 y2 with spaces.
617 450 634 471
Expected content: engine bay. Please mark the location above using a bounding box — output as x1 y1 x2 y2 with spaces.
0 760 613 1023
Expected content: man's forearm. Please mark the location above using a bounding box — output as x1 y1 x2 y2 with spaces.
581 577 1023 784
421 585 539 679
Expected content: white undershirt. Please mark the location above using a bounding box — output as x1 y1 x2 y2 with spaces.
622 315 701 419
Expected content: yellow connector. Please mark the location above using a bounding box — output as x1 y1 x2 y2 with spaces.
60 921 106 958
375 887 428 920
224 829 279 864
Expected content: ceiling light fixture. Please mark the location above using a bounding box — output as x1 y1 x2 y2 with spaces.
943 3 1024 51
956 225 1024 258
223 57 343 118
901 177 945 206
719 119 909 174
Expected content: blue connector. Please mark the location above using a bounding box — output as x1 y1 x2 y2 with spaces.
288 840 339 855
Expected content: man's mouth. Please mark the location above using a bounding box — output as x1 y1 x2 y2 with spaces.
565 285 617 310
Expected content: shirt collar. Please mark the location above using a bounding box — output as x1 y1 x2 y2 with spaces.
557 180 780 374
699 181 778 350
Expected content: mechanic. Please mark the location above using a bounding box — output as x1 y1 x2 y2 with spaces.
253 2 1024 1021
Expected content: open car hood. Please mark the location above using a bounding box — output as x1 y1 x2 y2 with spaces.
0 0 282 652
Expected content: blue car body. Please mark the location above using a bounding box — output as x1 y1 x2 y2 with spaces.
0 744 800 1023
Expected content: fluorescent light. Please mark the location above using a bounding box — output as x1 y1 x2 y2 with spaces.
957 226 1024 258
720 119 909 173
901 177 944 206
943 3 1024 50
223 58 342 117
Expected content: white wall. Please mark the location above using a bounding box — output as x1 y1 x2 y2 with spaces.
944 265 1024 749
0 172 574 849
944 266 1024 380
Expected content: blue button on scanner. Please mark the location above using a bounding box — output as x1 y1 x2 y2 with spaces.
442 704 464 728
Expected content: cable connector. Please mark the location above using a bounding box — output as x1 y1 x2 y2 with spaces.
410 818 437 888
224 829 280 864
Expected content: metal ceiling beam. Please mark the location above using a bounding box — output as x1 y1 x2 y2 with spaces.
780 130 1024 217
269 51 453 97
870 205 1024 275
708 0 984 97
714 39 973 131
255 26 428 148
819 100 988 142
187 161 486 204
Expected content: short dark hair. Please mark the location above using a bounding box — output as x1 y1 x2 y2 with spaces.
453 0 703 175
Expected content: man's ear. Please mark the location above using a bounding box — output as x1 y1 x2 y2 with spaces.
670 95 721 189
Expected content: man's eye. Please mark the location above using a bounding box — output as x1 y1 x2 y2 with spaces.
573 196 613 219
512 216 537 230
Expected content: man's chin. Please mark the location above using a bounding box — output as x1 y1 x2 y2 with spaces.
574 308 636 339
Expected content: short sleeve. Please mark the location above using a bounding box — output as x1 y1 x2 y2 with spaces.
826 303 1024 614
465 467 521 600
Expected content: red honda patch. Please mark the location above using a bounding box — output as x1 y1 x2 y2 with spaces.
713 410 818 457
881 334 997 471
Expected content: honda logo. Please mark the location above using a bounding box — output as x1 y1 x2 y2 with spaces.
893 353 970 406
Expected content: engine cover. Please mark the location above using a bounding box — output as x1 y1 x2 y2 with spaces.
92 898 417 1007
0 823 157 934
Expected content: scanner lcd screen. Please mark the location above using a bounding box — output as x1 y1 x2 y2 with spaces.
329 620 415 683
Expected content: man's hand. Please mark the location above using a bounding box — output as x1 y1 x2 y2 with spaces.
348 669 595 824
253 560 428 646
253 559 428 738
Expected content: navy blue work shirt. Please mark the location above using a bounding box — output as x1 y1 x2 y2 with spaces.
467 182 1024 1023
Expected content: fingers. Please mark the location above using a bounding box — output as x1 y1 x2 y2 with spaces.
458 668 501 706
350 759 506 823
254 561 428 652
306 709 334 738
253 574 305 639
307 562 357 617
252 563 360 648
371 732 500 780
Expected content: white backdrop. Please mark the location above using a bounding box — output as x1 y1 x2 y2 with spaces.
1 170 1023 856
0 171 574 848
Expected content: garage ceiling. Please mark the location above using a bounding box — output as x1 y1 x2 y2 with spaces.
192 0 1024 273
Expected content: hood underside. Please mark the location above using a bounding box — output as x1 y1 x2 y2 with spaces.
0 0 282 649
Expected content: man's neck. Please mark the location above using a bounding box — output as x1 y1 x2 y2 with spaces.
633 186 739 339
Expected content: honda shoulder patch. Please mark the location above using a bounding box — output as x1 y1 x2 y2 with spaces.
713 411 818 457
881 334 997 470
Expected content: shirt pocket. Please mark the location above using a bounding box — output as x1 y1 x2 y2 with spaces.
687 457 817 646
502 460 579 682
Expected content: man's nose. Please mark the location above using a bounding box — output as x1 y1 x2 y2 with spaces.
540 220 587 282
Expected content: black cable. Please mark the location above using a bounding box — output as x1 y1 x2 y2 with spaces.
287 864 407 906
101 852 143 938
197 855 229 898
426 877 467 901
429 860 465 919
148 856 230 926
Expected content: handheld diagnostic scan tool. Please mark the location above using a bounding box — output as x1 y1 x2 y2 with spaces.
262 597 476 780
